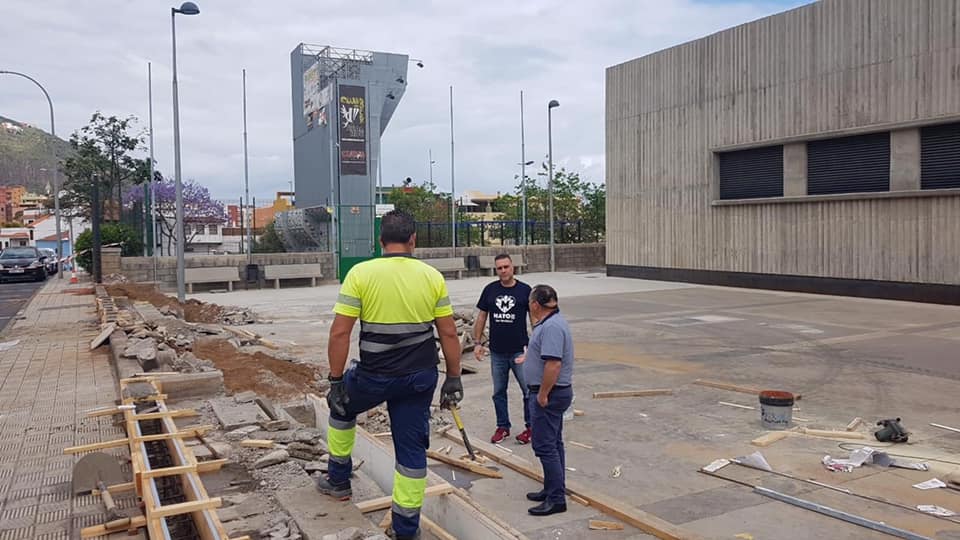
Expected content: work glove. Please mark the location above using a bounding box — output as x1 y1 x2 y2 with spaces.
326 376 350 417
439 376 463 409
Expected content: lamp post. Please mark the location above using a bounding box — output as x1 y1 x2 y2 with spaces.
0 70 63 278
428 149 435 184
171 1 200 303
519 91 535 246
242 68 252 265
449 86 456 254
547 99 559 272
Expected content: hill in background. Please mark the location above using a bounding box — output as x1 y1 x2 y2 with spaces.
0 114 72 193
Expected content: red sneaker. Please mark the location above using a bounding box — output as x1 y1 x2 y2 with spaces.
490 427 510 444
515 427 532 445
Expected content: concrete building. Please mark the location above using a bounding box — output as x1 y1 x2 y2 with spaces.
606 0 960 304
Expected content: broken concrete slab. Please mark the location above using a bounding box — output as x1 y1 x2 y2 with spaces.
253 449 290 469
262 419 292 431
90 322 116 350
225 425 260 441
234 390 257 403
224 513 270 539
321 528 364 540
210 397 267 430
294 428 324 444
275 485 374 540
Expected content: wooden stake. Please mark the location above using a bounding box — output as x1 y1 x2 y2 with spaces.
845 417 863 431
81 515 146 538
930 422 960 434
589 520 625 531
568 441 594 450
573 409 585 417
751 432 791 447
426 450 503 478
593 389 672 399
694 379 802 400
718 401 755 411
799 428 865 440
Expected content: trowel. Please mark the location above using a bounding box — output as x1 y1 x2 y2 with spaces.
72 452 129 529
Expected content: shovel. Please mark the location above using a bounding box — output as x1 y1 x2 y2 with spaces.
72 452 128 529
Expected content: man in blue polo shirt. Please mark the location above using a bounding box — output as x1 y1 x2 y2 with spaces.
522 284 574 516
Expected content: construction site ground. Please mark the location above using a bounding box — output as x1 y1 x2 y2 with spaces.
191 271 960 540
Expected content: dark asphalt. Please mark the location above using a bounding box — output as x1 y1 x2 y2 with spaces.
0 278 44 335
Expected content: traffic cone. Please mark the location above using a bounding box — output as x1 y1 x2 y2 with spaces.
69 270 79 284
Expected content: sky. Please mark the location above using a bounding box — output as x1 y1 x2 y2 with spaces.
0 0 809 204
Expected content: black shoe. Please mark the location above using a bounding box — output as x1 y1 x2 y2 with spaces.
528 501 567 516
386 526 421 540
526 490 547 502
313 474 352 500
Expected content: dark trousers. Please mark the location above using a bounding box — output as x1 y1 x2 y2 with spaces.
328 367 438 538
529 385 573 505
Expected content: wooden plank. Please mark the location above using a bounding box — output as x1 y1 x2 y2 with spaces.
355 485 455 513
240 439 275 449
152 497 222 518
439 430 702 540
845 417 863 431
930 422 960 434
197 458 229 473
449 488 530 538
799 428 865 440
570 493 590 507
132 425 213 443
589 520 625 531
89 322 116 350
719 401 756 410
592 389 673 399
64 438 129 454
421 515 457 540
130 409 199 421
751 432 791 447
694 379 802 400
568 441 594 450
85 405 135 418
573 409 585 417
426 450 504 479
142 464 197 479
122 393 168 404
80 515 146 538
92 482 136 496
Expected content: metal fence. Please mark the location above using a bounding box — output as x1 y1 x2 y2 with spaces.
415 220 595 248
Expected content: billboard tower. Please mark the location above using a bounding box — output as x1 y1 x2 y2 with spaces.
288 44 408 279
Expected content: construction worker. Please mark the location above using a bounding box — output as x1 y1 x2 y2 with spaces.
316 209 464 540
472 253 533 444
521 284 574 516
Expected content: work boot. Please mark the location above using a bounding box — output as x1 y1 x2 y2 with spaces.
386 526 421 540
490 427 509 444
515 427 532 445
313 474 351 500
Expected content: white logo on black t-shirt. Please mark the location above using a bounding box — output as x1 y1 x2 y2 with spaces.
495 295 515 313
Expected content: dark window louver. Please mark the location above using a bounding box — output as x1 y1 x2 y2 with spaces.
718 146 784 200
921 122 960 190
807 133 890 195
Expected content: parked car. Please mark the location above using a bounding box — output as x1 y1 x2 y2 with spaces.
0 247 49 283
39 248 58 275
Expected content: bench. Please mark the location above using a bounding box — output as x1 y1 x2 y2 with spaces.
422 258 467 280
263 263 324 289
184 267 241 293
478 254 526 276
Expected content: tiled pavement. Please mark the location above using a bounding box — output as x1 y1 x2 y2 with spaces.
0 279 130 540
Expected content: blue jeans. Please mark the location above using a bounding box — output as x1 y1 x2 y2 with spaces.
530 385 573 505
328 367 438 538
491 351 529 429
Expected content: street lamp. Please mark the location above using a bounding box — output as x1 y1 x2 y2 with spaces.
171 1 199 303
428 149 436 184
518 159 534 246
0 70 63 278
547 99 559 272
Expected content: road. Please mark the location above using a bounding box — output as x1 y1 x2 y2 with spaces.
0 279 45 335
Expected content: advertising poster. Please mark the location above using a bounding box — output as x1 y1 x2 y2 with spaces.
302 62 321 130
338 84 367 175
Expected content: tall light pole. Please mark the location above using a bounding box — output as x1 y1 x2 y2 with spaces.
449 86 456 253
547 99 559 272
171 1 200 303
0 70 62 278
428 149 435 185
148 62 159 280
519 90 531 246
242 68 252 264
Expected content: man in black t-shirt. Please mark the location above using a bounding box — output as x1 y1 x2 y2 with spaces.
473 253 533 444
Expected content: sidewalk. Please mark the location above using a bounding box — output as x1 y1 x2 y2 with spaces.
0 278 123 540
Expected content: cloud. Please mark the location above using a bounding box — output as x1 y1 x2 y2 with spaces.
0 0 809 202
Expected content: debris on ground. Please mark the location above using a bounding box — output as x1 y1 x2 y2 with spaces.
105 282 259 325
103 273 129 284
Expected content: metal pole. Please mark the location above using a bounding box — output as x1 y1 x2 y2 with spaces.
92 175 102 283
172 8 186 302
0 70 63 277
520 90 526 247
148 62 158 281
548 104 555 273
449 86 455 254
242 68 252 264
429 149 433 184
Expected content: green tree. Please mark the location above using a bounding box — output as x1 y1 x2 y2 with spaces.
388 180 451 223
73 223 143 272
500 163 605 243
252 222 286 253
61 112 149 221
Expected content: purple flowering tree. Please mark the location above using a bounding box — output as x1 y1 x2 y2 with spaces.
125 175 226 253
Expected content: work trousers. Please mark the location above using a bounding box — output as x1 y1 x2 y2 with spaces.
529 384 573 505
327 367 438 538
